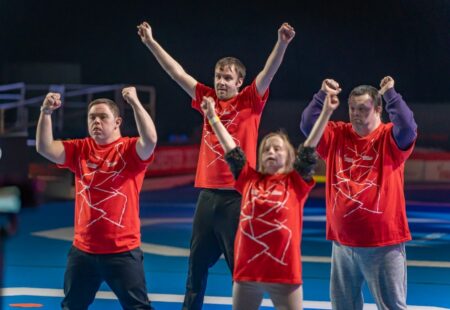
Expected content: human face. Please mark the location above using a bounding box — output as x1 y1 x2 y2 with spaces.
348 94 381 136
87 103 122 144
261 136 288 175
214 65 243 100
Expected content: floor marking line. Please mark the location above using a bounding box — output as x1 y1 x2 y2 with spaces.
32 225 450 267
1 288 448 309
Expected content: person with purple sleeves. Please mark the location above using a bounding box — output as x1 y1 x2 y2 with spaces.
300 76 417 310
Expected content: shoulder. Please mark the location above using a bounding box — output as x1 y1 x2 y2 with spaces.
196 83 215 96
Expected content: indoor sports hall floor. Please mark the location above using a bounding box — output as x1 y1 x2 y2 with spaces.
1 182 450 309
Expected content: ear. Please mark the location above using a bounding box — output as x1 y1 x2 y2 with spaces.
115 117 122 129
236 77 243 89
375 105 383 115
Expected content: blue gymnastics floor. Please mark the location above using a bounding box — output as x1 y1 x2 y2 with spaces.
1 183 449 309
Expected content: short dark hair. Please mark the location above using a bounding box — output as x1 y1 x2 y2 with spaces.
87 98 120 117
215 57 246 81
349 85 382 109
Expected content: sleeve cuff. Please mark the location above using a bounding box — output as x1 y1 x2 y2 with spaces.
383 87 397 102
317 90 327 102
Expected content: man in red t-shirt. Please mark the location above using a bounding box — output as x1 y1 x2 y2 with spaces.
300 77 417 310
138 21 295 309
36 87 157 309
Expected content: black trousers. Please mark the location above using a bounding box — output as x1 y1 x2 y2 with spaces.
182 189 241 310
61 246 154 310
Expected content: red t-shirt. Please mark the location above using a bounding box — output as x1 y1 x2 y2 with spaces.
58 137 154 254
192 81 268 188
317 122 415 247
233 163 314 284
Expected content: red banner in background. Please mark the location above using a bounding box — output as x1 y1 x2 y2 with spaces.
145 144 199 177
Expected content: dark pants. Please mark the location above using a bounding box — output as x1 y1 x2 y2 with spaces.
182 189 241 310
61 246 154 310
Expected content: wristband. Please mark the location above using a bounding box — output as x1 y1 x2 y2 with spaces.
208 115 220 126
40 106 53 115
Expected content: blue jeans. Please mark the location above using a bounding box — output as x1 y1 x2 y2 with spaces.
182 189 241 310
330 242 407 310
62 246 154 310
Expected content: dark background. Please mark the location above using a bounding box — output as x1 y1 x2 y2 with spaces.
0 0 449 144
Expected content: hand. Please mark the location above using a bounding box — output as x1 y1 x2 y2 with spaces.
324 94 340 113
278 22 295 44
321 79 341 95
379 76 395 95
200 96 216 119
42 92 62 113
137 21 154 44
122 87 140 106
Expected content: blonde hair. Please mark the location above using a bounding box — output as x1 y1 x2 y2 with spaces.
257 131 296 174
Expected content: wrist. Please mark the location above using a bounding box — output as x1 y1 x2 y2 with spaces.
40 106 53 115
322 109 334 117
144 38 156 47
207 115 220 126
382 87 396 99
127 100 140 108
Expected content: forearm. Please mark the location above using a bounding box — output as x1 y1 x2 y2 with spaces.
300 90 326 136
208 116 237 154
383 88 417 149
36 112 54 153
255 41 289 95
132 103 157 150
144 39 196 97
36 112 65 164
304 106 332 148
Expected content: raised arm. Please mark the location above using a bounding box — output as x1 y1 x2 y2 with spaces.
122 87 157 160
137 22 197 99
379 76 417 150
35 93 66 164
304 93 339 148
201 96 246 179
300 79 341 136
295 94 339 181
255 22 295 96
201 96 236 153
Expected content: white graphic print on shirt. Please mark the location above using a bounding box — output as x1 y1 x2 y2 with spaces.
203 102 241 167
238 178 292 266
332 139 382 217
76 142 128 228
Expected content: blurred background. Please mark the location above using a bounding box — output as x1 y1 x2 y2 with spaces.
0 0 449 145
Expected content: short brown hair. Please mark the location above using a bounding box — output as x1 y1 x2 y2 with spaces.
215 57 246 81
258 131 296 174
349 85 382 110
87 98 120 117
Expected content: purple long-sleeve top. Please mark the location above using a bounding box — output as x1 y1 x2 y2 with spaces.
300 88 417 150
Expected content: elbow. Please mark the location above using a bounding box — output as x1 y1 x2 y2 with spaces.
395 129 417 150
170 68 186 81
150 132 158 146
299 117 311 137
35 142 43 155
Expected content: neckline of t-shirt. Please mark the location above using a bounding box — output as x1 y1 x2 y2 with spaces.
89 136 123 148
350 122 384 140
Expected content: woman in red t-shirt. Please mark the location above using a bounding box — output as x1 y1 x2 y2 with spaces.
201 94 338 309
